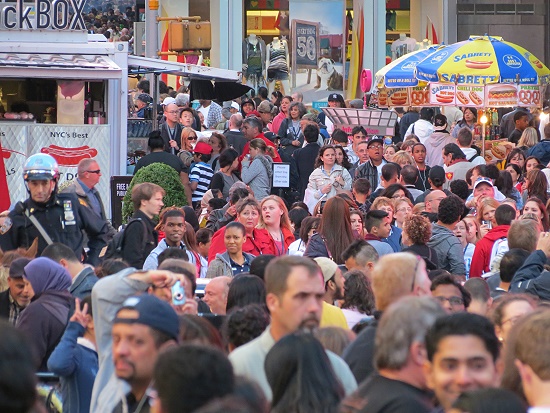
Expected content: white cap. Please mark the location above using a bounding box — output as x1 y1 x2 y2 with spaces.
162 96 176 106
230 101 240 111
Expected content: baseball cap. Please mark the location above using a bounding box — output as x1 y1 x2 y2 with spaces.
115 294 179 341
367 137 384 148
162 96 176 106
434 114 448 131
328 93 345 103
257 100 274 114
136 93 152 104
230 101 240 111
429 165 446 182
193 141 213 155
9 258 32 279
314 257 338 283
473 177 494 189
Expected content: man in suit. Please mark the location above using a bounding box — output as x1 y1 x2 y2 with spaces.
0 257 33 325
224 113 247 155
293 124 321 199
41 243 98 300
160 103 183 154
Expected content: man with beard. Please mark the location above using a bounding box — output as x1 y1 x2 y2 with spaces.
315 257 348 329
229 255 357 400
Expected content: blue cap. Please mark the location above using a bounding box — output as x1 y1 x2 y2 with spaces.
115 294 179 341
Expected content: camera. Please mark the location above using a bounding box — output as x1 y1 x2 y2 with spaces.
171 281 186 306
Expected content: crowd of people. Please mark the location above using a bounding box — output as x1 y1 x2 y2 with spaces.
3 93 550 413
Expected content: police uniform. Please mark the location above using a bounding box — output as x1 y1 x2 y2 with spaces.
0 191 108 266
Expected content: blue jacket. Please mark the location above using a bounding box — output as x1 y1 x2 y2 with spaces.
382 226 402 252
527 140 550 166
510 250 550 300
70 267 99 301
48 322 98 413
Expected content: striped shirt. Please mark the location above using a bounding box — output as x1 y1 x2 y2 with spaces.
190 161 214 203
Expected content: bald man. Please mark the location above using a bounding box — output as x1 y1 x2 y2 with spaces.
203 276 231 315
425 190 447 214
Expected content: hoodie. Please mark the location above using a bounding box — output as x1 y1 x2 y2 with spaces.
460 146 485 166
427 223 465 275
405 119 434 144
425 131 456 167
469 225 510 278
527 140 550 166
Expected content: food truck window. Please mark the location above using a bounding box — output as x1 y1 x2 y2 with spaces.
0 79 107 124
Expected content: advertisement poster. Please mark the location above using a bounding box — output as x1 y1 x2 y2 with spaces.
387 88 409 107
409 86 429 106
289 0 346 103
517 85 542 107
455 85 485 107
429 82 456 106
485 84 518 108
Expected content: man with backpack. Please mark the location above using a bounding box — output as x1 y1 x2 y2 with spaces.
456 127 485 166
117 183 164 269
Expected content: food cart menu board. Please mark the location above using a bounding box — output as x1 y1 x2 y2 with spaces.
427 82 544 108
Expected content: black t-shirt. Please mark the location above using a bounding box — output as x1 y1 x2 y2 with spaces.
134 151 187 175
340 375 433 413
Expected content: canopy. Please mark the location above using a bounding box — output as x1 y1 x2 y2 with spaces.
0 52 121 80
415 35 550 86
375 45 440 88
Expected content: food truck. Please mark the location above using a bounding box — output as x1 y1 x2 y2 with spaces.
0 0 242 217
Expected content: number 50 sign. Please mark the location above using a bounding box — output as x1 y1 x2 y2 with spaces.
292 20 319 68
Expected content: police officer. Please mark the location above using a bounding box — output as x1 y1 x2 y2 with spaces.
0 154 108 265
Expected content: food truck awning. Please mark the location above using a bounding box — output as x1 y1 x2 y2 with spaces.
128 56 251 101
0 53 122 80
127 56 241 82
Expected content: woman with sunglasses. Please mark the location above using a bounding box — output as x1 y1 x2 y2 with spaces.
178 127 199 168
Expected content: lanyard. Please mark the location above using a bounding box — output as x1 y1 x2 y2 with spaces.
273 230 286 255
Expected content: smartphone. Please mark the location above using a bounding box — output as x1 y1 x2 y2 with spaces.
171 281 186 306
482 220 492 229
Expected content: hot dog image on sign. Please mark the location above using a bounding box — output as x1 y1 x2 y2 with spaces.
429 83 456 106
41 145 98 167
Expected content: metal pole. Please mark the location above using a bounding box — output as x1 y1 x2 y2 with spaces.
145 0 159 59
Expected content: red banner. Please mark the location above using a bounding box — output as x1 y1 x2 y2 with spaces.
0 140 11 211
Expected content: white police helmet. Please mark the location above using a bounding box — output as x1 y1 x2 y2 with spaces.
23 153 59 181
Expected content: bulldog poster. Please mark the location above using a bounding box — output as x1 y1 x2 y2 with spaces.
289 0 346 104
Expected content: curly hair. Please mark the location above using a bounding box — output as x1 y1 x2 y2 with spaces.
371 196 394 213
403 214 432 245
437 195 464 225
334 145 353 170
341 270 375 315
223 303 270 349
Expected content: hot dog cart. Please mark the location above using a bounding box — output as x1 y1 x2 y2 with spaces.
0 7 243 218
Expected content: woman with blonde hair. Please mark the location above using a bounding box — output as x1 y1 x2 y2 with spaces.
258 195 295 256
179 127 199 167
477 197 500 237
392 150 414 168
517 126 539 151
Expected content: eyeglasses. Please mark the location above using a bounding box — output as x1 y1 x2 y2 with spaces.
166 110 179 114
501 315 525 326
369 145 383 150
86 170 101 174
188 135 197 141
397 207 413 213
434 296 465 306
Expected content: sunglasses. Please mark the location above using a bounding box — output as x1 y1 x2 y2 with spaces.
86 170 101 174
188 135 197 141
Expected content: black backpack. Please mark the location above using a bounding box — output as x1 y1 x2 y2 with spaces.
103 218 146 260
